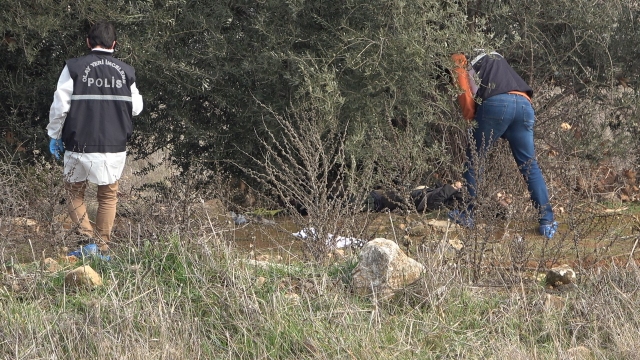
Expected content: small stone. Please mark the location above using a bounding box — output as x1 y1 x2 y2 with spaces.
255 254 270 262
42 258 62 272
255 276 266 288
407 224 428 236
351 238 425 299
332 249 346 259
448 237 464 251
64 255 79 264
427 219 451 228
11 217 40 232
427 219 455 233
65 265 103 288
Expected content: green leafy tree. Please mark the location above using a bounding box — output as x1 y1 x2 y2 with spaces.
2 1 477 176
2 0 638 207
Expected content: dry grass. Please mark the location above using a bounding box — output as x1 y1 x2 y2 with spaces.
4 234 640 359
1 146 640 359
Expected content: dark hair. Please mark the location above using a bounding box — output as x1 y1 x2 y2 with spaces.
87 21 117 49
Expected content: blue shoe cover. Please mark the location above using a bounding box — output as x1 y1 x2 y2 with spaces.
68 244 111 261
539 221 559 239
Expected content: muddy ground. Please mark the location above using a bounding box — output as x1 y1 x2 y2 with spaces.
2 197 639 275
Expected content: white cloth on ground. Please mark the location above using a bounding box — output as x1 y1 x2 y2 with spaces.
292 227 365 248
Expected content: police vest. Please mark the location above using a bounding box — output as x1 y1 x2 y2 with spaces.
62 50 136 153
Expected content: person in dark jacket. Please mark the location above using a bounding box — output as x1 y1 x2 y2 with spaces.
450 50 558 238
369 181 463 213
47 21 143 251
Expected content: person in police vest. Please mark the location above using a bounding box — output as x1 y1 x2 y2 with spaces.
449 50 558 239
47 21 143 251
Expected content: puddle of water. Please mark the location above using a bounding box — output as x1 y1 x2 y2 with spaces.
230 217 303 258
227 212 418 259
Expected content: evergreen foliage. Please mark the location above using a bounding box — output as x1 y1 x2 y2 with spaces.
1 0 639 193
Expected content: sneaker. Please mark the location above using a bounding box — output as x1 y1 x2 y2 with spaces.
539 221 559 239
448 209 474 228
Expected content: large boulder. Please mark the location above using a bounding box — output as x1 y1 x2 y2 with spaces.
351 238 425 299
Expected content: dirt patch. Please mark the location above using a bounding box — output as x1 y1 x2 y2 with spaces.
3 202 640 270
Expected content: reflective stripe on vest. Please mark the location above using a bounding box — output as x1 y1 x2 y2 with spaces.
71 95 132 101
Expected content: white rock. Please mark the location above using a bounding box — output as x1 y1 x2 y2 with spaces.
351 238 425 299
545 264 576 287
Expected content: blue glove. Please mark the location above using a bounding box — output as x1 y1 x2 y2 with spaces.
49 138 64 160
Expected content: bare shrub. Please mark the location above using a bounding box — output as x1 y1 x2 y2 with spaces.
451 124 638 284
453 138 543 281
0 149 71 262
534 77 640 204
0 149 63 222
239 104 377 261
116 161 234 248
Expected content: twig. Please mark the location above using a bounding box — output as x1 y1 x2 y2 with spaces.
627 236 639 268
122 289 154 307
387 210 397 242
28 239 36 263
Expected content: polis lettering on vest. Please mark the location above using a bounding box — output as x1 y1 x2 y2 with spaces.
86 76 123 88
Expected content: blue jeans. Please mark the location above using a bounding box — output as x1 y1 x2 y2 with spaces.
463 93 554 225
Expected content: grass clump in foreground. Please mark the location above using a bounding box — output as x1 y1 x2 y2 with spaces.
2 234 640 359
